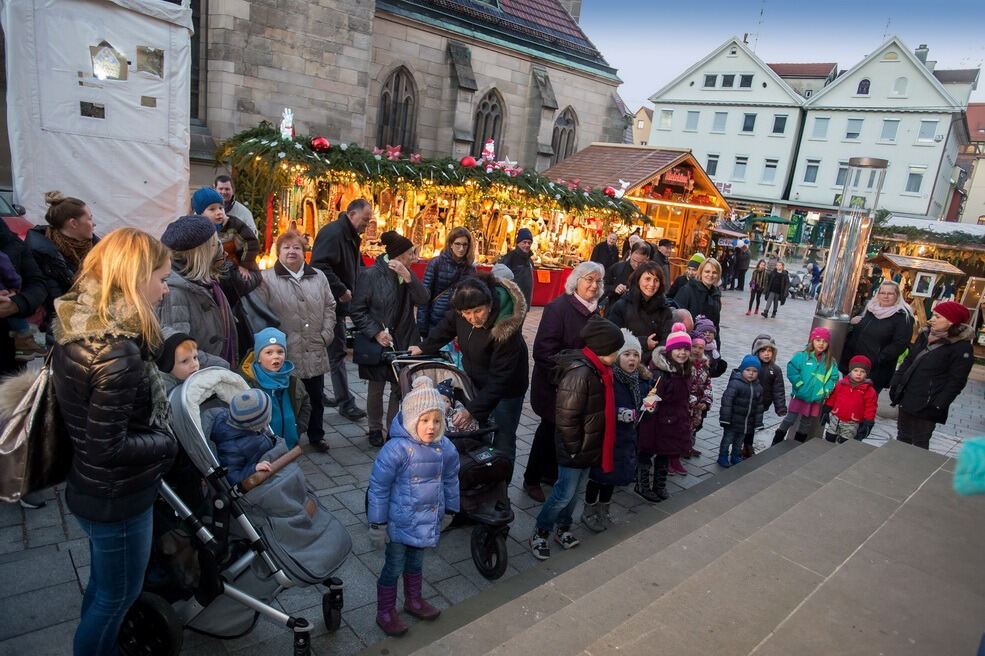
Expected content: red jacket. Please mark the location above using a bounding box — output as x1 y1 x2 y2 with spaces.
825 377 877 422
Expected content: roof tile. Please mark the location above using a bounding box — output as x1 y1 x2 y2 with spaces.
767 62 837 77
542 144 689 190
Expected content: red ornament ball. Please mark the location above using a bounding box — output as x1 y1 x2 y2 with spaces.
310 137 331 152
460 156 477 168
603 186 616 197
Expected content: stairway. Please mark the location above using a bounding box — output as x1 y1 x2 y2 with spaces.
362 439 985 656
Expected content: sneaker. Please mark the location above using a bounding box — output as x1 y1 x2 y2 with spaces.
19 495 46 510
553 526 580 549
730 454 744 466
717 455 731 468
339 405 367 420
530 532 550 560
745 310 751 316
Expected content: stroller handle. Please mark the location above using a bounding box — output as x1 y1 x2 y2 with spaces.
239 446 304 492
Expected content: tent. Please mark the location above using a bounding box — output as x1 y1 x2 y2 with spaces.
1 0 193 236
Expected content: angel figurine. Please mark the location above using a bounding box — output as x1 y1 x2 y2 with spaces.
280 108 295 139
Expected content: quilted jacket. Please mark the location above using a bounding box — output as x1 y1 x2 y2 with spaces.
825 377 878 423
552 350 607 469
211 411 277 486
157 270 238 362
719 369 765 434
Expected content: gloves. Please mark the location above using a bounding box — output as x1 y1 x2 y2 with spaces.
819 406 831 426
369 523 388 550
855 420 874 441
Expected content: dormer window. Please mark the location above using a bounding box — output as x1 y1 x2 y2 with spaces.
856 79 870 95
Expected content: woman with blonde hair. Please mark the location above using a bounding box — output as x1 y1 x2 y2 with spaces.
841 279 913 393
672 257 724 347
50 227 178 655
417 226 476 337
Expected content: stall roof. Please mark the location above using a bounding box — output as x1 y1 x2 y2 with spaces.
746 214 793 225
867 253 965 276
885 214 985 237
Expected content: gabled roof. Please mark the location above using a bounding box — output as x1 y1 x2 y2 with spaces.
804 36 963 109
648 37 804 105
967 103 985 142
768 63 837 78
636 107 653 120
933 69 980 85
542 143 691 190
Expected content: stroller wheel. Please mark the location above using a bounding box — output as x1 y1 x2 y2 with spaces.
118 591 183 656
322 577 344 632
471 526 508 580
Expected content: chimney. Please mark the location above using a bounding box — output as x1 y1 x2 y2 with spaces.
558 0 582 23
914 44 930 64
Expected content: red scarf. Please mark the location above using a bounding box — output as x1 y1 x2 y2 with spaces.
582 347 617 473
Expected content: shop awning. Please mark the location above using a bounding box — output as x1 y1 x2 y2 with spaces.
745 214 793 224
867 253 965 276
711 226 747 239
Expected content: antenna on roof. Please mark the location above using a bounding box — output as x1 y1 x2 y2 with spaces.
752 0 766 52
881 17 891 41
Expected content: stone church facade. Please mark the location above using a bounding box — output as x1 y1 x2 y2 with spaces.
191 0 627 183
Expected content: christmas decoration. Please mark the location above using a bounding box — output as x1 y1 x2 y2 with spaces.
481 139 496 161
409 153 422 163
386 145 402 161
603 186 616 197
279 108 294 139
460 155 477 168
310 137 330 152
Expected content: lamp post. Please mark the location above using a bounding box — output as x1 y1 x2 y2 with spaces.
812 157 888 364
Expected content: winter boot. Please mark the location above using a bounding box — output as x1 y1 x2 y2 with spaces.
741 442 755 459
633 460 662 503
403 573 440 620
772 428 787 445
368 430 384 448
376 584 408 636
794 432 809 443
824 432 838 443
651 457 670 501
599 502 615 528
581 502 607 533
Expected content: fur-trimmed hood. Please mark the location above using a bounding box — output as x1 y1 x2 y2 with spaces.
927 323 975 344
460 272 526 343
751 333 778 358
650 345 691 376
52 278 143 346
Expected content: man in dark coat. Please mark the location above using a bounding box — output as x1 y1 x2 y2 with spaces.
653 239 673 287
310 199 371 420
0 220 47 376
499 228 534 309
590 232 619 271
602 241 650 311
731 244 751 291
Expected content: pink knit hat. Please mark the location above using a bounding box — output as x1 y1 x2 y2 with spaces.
665 322 692 352
809 326 831 342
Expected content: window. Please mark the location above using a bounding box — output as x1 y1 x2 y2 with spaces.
376 67 418 150
812 117 829 139
712 112 727 132
880 119 900 141
867 169 877 189
471 89 504 158
835 161 849 187
550 107 577 166
733 156 748 180
721 74 735 88
772 115 787 135
893 77 908 96
804 158 820 184
741 113 756 133
856 78 870 95
845 118 863 140
706 154 719 176
637 120 645 129
805 89 813 97
704 74 717 88
739 74 753 88
918 120 938 142
905 169 924 193
762 159 778 183
728 46 738 56
190 0 205 120
658 109 673 130
685 111 700 131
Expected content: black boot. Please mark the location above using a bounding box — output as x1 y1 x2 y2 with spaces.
794 432 808 443
633 458 662 503
772 428 786 445
651 456 670 502
824 432 838 443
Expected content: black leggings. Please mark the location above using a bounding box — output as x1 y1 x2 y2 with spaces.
748 289 763 312
585 479 614 504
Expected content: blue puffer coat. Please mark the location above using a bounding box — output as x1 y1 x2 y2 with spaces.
719 369 765 435
367 413 461 548
211 410 277 486
590 372 648 486
417 251 475 337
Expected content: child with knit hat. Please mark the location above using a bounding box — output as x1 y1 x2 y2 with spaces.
667 252 705 298
718 355 765 467
367 376 460 636
745 333 787 458
694 315 726 377
156 332 201 393
436 379 479 434
773 326 838 444
820 355 877 443
191 187 260 276
581 329 650 533
210 389 276 486
636 323 692 502
682 333 713 462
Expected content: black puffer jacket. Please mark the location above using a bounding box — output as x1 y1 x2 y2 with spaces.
720 369 765 434
310 213 363 312
672 278 722 337
889 324 974 423
52 334 177 523
552 350 606 468
607 287 673 364
840 309 912 390
24 225 99 312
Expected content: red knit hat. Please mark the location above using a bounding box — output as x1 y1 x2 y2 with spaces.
848 355 871 373
933 301 970 326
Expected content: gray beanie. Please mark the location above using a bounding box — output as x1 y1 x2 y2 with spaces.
401 377 446 440
228 389 272 433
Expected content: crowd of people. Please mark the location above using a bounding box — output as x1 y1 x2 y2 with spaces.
0 186 977 650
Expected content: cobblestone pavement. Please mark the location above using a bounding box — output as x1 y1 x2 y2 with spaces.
2 289 982 655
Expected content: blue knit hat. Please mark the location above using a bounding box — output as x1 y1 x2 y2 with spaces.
160 214 216 251
228 389 272 432
436 378 456 401
192 187 225 215
516 228 533 243
254 327 287 360
739 354 761 372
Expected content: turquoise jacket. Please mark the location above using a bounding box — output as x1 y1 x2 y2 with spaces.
786 350 838 403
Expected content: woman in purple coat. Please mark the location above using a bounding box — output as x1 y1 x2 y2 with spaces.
522 261 604 501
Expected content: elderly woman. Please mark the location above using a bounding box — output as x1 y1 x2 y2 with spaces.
522 261 604 501
251 229 336 452
351 232 429 447
608 261 673 365
889 302 974 450
417 227 476 337
840 280 913 394
672 257 723 347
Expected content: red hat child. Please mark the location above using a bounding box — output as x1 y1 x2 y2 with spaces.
848 355 872 374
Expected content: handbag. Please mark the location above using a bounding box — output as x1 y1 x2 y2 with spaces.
353 332 386 366
235 291 281 335
0 358 73 502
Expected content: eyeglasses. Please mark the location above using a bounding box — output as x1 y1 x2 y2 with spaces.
451 241 469 248
580 276 602 285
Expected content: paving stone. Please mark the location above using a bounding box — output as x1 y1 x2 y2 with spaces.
0 503 23 529
0 525 25 556
26 524 67 549
432 574 480 606
0 549 76 599
308 624 366 656
0 618 75 656
0 581 80 640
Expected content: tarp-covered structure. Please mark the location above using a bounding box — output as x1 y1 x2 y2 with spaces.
1 0 192 236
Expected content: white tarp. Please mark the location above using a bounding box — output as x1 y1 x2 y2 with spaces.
1 0 192 237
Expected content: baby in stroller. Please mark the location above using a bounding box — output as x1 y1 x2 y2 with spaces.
211 389 275 486
437 378 479 433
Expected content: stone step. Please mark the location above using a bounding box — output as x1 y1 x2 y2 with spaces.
579 440 950 655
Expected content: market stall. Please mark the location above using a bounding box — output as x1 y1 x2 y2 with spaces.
866 253 967 332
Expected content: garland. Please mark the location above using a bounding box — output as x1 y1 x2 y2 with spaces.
217 122 645 227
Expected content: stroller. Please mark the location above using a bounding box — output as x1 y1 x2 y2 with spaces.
119 368 352 656
377 353 515 580
788 270 810 300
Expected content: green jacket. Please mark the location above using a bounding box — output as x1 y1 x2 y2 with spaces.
786 350 838 403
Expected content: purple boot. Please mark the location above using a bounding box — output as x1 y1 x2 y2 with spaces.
376 583 408 636
403 572 441 620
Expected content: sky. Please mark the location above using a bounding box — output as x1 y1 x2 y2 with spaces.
578 0 985 112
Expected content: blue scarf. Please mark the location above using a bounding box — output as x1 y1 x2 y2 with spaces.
251 360 300 448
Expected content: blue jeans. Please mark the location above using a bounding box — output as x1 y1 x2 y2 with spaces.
378 540 425 587
720 427 744 459
490 395 525 462
536 465 590 531
75 506 154 656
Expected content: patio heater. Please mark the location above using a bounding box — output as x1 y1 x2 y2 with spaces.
813 157 888 364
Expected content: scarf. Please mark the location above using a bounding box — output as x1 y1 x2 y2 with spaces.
251 360 300 448
613 365 643 417
572 292 598 314
864 296 911 321
928 327 949 343
582 347 617 474
207 280 236 364
46 226 94 270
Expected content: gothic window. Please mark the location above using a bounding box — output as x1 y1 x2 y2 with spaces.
190 0 206 120
376 67 418 149
550 107 578 165
856 78 870 95
472 89 504 157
